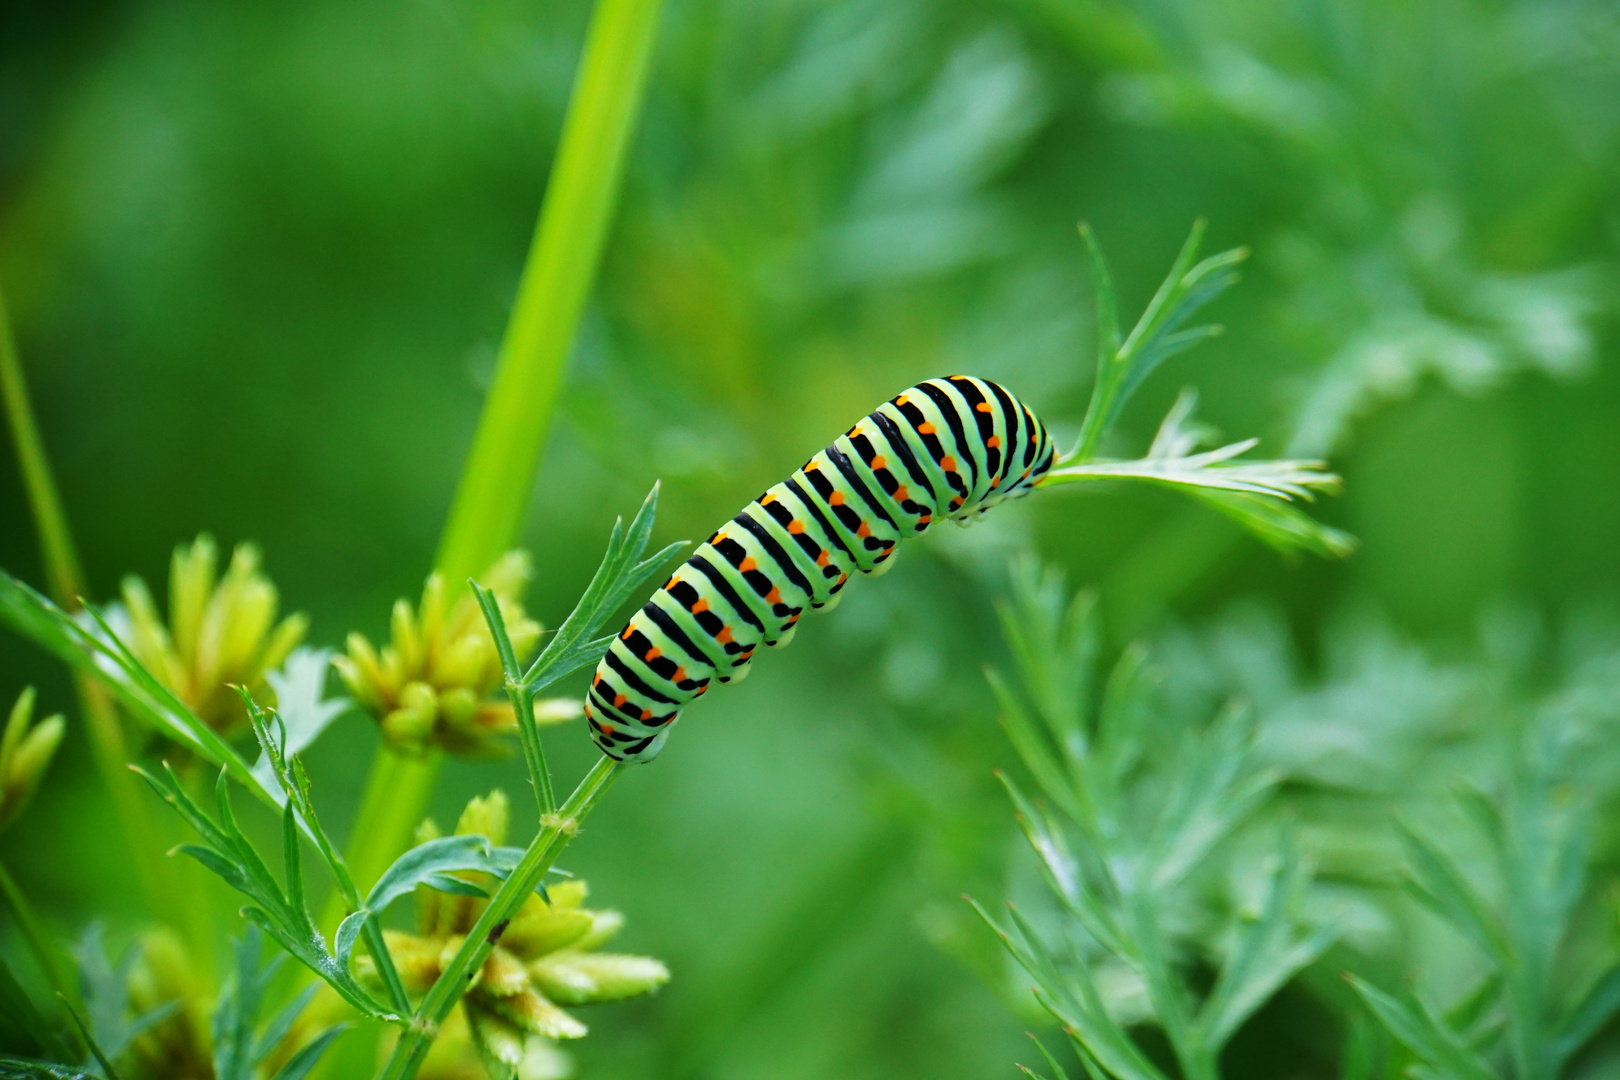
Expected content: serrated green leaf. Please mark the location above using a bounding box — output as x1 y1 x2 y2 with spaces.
522 484 687 694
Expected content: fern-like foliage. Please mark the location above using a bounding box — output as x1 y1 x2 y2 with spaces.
974 557 1334 1080
1348 713 1620 1080
1041 223 1351 558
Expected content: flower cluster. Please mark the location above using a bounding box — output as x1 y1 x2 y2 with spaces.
361 791 669 1075
119 534 308 738
0 687 64 831
333 552 578 756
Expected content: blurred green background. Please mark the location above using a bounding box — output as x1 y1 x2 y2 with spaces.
2 0 1618 1077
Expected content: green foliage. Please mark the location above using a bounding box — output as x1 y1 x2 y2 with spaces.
977 557 1332 1080
0 572 284 810
1042 226 1350 558
210 928 344 1080
1348 718 1620 1080
124 485 674 1047
0 1063 95 1080
4 0 1620 1078
473 481 684 812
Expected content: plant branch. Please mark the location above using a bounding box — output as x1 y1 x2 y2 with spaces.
374 756 626 1080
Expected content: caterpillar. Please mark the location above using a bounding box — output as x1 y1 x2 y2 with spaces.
586 376 1055 763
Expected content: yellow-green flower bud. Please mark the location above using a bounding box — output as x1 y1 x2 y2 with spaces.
360 791 671 1070
334 551 576 757
118 534 307 739
0 688 64 831
456 789 510 846
530 952 671 1005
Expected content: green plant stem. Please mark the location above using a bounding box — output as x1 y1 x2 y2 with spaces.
0 287 78 606
0 856 81 1018
375 756 625 1080
473 582 556 815
433 0 665 585
338 0 664 920
0 281 184 938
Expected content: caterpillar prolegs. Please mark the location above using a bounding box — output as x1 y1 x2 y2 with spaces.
586 376 1055 762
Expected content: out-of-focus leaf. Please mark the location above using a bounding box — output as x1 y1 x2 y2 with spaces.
265 1024 344 1080
1395 818 1510 964
1144 702 1276 893
1444 972 1503 1036
973 899 1168 1080
997 772 1122 955
251 648 346 795
1197 836 1335 1049
70 925 177 1066
1027 1034 1074 1080
996 556 1097 759
1551 965 1620 1070
0 1061 95 1080
212 929 267 1080
0 955 71 1063
988 667 1077 819
1347 977 1496 1080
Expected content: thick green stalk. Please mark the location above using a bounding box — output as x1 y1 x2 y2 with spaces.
434 0 664 584
0 282 183 934
341 0 665 899
375 757 625 1080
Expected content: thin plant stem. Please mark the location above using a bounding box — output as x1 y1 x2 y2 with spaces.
0 280 187 948
375 756 625 1080
0 856 81 1018
473 582 555 814
339 0 665 908
0 278 82 606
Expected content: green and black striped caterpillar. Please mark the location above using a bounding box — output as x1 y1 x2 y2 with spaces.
587 376 1055 762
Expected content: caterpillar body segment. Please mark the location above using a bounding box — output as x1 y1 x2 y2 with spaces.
586 376 1055 762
